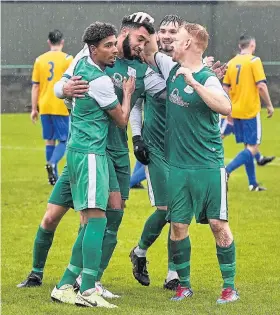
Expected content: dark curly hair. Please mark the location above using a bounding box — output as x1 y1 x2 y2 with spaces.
82 22 117 46
121 15 155 35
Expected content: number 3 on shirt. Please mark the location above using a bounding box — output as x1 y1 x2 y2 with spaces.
235 64 241 84
47 61 55 81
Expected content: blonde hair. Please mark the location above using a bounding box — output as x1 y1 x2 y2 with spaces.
183 23 209 51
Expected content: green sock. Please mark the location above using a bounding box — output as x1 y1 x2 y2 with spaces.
138 209 167 250
81 217 107 293
96 209 124 281
57 225 86 288
167 226 176 271
170 236 191 288
32 225 54 276
216 241 236 289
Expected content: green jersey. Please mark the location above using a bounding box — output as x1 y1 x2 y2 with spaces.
63 46 166 152
67 56 118 154
142 91 166 155
165 63 225 169
105 58 165 152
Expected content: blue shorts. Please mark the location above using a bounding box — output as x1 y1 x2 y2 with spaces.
40 114 69 141
220 118 234 136
233 113 261 145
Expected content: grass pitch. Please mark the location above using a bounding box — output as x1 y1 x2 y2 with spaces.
2 110 280 315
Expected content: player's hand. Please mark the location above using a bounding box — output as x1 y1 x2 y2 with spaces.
203 56 215 67
132 135 150 165
129 12 155 24
176 67 196 86
267 104 274 118
123 76 136 96
63 76 89 98
211 61 227 80
30 109 39 124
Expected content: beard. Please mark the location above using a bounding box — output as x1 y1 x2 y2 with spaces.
122 34 134 60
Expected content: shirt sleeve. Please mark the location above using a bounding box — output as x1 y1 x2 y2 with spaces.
251 57 266 84
129 97 143 136
154 52 177 81
88 76 119 110
63 45 89 79
31 58 40 84
144 67 166 97
205 76 230 100
65 54 74 70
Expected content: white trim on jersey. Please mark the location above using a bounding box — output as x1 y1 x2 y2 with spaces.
256 113 262 144
144 165 155 206
219 168 228 220
88 154 97 208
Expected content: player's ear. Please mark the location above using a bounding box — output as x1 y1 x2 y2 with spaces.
61 39 65 46
120 27 129 37
89 44 97 55
47 39 51 46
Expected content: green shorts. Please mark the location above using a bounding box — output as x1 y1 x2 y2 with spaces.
67 150 109 211
107 148 130 200
145 150 169 207
48 164 73 209
167 166 228 224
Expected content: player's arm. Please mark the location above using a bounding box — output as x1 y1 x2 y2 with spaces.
90 76 135 129
252 57 274 118
176 67 231 115
144 67 167 99
54 45 90 99
257 82 274 118
31 58 40 123
129 97 150 165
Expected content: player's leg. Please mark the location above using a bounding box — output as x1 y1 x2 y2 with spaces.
202 168 238 304
96 152 124 282
165 225 179 290
130 161 146 189
49 115 69 177
244 115 266 190
40 114 57 185
130 153 174 286
52 152 115 307
17 165 73 288
167 166 193 301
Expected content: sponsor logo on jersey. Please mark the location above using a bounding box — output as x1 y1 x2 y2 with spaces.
169 88 189 107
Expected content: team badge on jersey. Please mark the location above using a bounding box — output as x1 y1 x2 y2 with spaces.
111 73 123 89
127 66 137 78
169 88 189 107
184 85 194 94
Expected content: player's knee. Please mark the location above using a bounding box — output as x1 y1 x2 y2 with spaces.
247 144 258 155
170 222 188 240
41 203 68 231
46 140 55 146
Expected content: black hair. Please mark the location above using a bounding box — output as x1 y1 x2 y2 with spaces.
121 15 155 35
158 14 184 28
82 22 117 46
239 34 255 49
48 29 63 45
